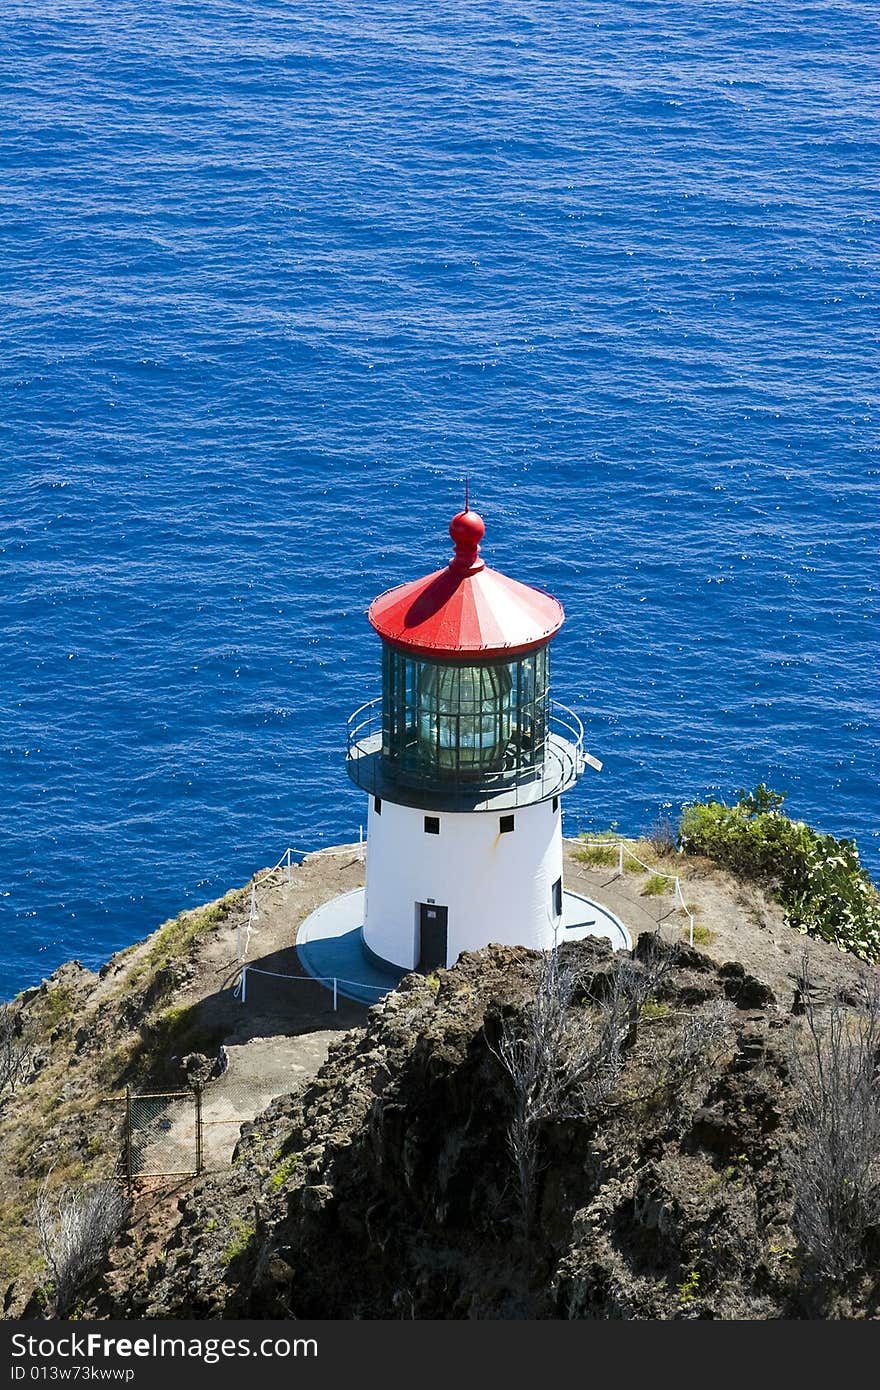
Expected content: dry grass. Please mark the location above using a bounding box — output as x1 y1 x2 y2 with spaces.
126 890 244 990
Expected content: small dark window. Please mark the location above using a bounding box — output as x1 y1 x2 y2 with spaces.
424 816 440 835
552 796 559 813
552 877 563 918
374 796 382 815
499 814 515 834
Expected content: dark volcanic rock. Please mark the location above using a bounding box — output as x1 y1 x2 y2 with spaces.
718 962 776 1009
69 934 875 1321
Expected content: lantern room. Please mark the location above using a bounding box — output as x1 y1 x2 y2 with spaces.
379 645 547 789
347 506 587 814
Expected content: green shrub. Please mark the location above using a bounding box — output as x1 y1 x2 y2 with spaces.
677 1269 701 1303
641 874 669 897
41 985 75 1035
268 1152 301 1193
679 785 880 962
575 844 617 868
155 1004 188 1032
640 999 671 1021
575 831 619 868
221 1219 254 1266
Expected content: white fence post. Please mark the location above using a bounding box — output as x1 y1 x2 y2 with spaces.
618 842 624 877
287 847 292 885
674 878 695 947
333 977 338 1012
240 966 247 1004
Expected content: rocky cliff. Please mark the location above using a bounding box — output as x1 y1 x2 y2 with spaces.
3 838 878 1321
76 938 880 1319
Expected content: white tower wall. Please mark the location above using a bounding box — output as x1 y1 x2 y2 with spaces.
363 796 563 971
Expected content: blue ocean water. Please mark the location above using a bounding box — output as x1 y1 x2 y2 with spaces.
1 1 877 999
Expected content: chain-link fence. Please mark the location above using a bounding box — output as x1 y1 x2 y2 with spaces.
124 1068 280 1181
200 1071 260 1168
125 1089 200 1183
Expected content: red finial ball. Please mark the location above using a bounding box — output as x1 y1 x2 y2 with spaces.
449 508 486 573
450 509 485 548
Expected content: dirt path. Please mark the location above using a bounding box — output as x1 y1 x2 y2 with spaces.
121 846 370 1174
562 837 872 1005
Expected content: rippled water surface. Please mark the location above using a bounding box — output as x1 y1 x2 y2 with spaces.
1 1 877 996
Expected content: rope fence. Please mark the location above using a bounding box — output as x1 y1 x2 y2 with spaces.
568 837 696 946
234 963 388 1011
234 831 374 1006
254 837 368 891
237 834 367 963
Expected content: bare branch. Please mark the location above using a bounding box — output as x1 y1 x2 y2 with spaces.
647 812 678 858
788 957 880 1284
491 947 634 1234
492 942 733 1236
35 1178 129 1316
664 1000 732 1087
0 1005 34 1098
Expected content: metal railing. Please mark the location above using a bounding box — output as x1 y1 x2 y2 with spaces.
346 695 591 807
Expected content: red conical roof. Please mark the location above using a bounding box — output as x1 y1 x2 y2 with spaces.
368 509 564 660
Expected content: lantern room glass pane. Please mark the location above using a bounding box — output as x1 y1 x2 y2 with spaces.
417 662 513 772
381 646 550 788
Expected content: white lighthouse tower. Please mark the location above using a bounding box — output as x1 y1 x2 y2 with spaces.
345 503 614 975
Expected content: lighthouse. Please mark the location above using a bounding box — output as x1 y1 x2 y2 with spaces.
344 503 611 975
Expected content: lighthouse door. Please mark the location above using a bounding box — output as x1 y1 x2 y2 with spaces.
417 903 448 972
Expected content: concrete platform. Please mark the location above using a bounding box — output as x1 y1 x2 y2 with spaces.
296 887 631 1005
562 890 632 950
295 889 405 1005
